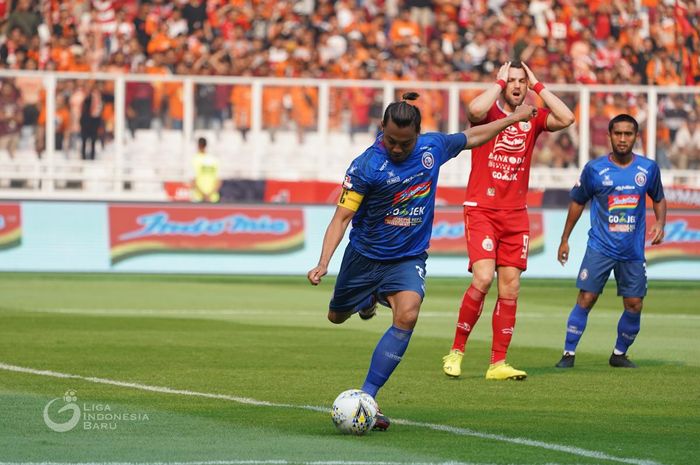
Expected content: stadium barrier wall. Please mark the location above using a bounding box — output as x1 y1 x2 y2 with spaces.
0 201 698 280
1 70 700 199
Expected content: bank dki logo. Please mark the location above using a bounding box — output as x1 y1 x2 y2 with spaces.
43 389 149 432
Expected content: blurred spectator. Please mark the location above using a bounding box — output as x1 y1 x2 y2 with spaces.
661 95 692 141
182 0 207 35
589 96 610 158
191 136 220 203
289 84 318 144
389 9 421 46
36 92 70 158
5 0 41 38
125 63 154 137
80 81 108 160
0 80 23 159
194 79 217 131
262 86 285 142
549 132 577 168
671 116 700 170
230 83 251 141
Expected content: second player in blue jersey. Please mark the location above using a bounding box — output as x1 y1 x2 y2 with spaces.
555 114 667 369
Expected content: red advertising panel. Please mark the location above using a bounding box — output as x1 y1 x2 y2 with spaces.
0 203 21 249
429 209 544 256
263 180 545 207
645 212 700 264
264 180 341 204
109 205 305 263
163 181 192 202
662 185 700 210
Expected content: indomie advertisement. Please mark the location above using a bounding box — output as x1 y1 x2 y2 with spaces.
109 205 305 264
429 209 544 256
645 212 700 264
0 203 21 250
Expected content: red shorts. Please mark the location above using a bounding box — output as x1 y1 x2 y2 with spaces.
464 206 530 272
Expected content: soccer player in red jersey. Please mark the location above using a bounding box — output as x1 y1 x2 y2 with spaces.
442 61 575 380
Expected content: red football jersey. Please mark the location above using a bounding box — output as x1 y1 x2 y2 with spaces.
465 102 550 209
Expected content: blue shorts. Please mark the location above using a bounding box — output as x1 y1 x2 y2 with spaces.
576 246 647 298
329 245 427 312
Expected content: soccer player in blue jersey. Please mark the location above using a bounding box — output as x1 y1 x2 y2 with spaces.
555 114 667 369
307 92 536 430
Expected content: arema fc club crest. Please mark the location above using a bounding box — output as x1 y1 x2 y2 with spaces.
579 269 589 281
421 152 434 169
635 172 647 187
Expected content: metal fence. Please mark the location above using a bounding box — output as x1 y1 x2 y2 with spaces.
0 70 699 200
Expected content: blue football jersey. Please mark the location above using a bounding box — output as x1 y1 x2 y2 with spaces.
571 154 664 261
342 132 467 260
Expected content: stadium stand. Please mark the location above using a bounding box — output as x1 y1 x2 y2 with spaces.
0 0 699 200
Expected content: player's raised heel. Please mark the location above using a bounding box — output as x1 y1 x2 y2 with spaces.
485 361 527 380
609 353 637 368
373 409 390 431
555 354 575 368
442 349 464 377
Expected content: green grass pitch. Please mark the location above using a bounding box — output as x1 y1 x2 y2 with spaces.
0 273 698 465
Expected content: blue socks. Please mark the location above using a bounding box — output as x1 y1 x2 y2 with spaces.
564 304 590 353
362 325 413 398
615 309 641 354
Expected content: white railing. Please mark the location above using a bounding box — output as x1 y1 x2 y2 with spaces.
0 70 699 200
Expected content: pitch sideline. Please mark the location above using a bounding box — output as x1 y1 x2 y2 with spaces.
0 461 585 465
0 362 663 465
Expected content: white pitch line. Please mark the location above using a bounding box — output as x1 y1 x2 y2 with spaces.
0 363 663 465
0 460 641 465
0 461 556 465
9 307 700 321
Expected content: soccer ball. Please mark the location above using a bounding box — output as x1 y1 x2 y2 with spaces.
330 389 378 435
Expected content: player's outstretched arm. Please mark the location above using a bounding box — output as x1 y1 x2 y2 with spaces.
467 62 511 123
558 200 586 266
464 104 536 149
521 63 575 132
307 205 356 285
649 198 667 245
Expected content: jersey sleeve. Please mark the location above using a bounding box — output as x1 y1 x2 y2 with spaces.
435 132 467 165
536 107 552 133
647 162 665 202
570 163 593 205
341 158 371 195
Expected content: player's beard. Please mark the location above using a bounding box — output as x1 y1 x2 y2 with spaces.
611 138 636 158
503 92 526 110
612 144 633 157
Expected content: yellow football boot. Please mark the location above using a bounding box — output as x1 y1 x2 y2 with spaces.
442 349 464 378
485 361 527 380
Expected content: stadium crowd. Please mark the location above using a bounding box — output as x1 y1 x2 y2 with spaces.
0 0 699 168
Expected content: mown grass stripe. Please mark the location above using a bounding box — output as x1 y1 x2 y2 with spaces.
0 363 664 465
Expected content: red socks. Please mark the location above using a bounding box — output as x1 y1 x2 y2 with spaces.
451 285 486 352
491 298 517 364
